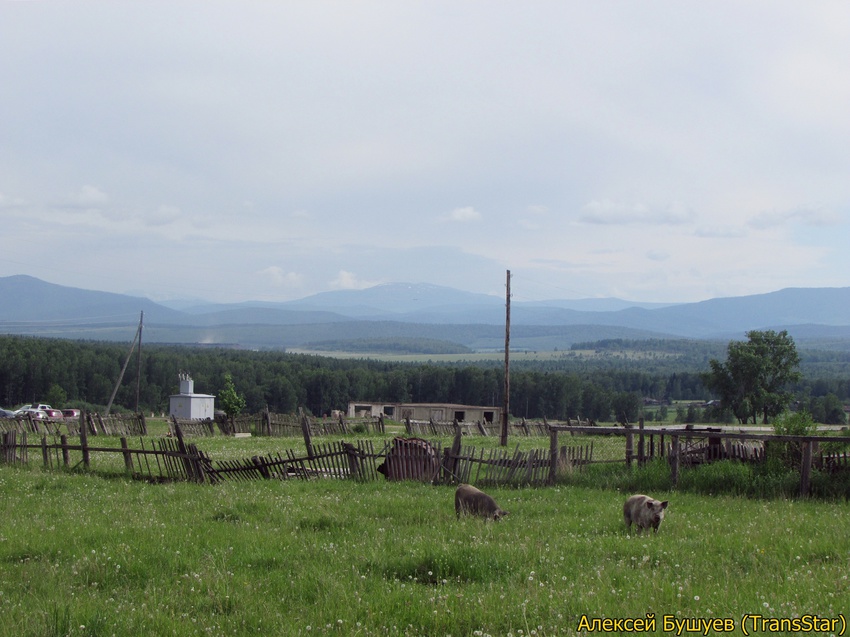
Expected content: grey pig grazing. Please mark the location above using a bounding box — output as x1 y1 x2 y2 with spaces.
623 494 668 533
455 484 508 521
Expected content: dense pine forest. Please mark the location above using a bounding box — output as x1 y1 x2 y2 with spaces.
1 335 848 423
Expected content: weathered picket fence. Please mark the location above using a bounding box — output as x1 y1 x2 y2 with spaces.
0 425 590 487
195 410 386 437
548 421 850 496
403 416 590 437
3 416 848 495
0 412 147 437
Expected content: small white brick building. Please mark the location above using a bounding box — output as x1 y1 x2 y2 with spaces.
169 373 215 419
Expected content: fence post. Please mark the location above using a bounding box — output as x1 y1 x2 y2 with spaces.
41 435 49 468
625 426 634 468
173 422 201 482
60 434 70 467
80 410 91 468
549 426 558 484
670 435 680 487
444 424 462 482
638 418 645 467
343 443 362 480
188 443 207 483
299 408 314 459
251 456 272 479
799 440 812 497
120 437 134 474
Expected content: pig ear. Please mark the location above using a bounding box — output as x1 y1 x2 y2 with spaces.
660 501 668 509
645 501 654 509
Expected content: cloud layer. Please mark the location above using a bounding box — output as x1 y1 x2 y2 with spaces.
1 2 848 304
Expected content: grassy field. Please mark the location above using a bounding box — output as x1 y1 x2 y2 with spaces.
283 349 660 364
1 462 848 636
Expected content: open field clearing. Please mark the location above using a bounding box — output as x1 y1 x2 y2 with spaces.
284 348 683 364
1 465 848 636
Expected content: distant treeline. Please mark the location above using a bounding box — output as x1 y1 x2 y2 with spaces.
1 335 848 423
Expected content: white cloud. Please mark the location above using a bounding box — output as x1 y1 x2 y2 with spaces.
1 2 848 304
145 205 182 227
73 185 109 206
580 200 695 226
330 270 381 291
695 226 748 239
443 207 482 222
747 206 843 230
0 192 26 208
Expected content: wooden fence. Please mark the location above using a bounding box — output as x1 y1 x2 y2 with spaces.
3 417 848 494
0 413 64 435
180 410 387 437
404 417 589 437
0 412 147 437
548 421 850 496
0 425 588 487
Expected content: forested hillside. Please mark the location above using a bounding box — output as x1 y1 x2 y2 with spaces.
1 335 848 423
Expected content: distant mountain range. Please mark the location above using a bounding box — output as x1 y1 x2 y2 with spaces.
2 274 849 351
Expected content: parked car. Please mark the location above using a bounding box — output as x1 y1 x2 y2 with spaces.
62 408 81 419
16 403 53 413
44 409 64 419
0 408 16 418
16 408 49 419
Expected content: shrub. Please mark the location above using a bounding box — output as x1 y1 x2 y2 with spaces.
771 410 817 468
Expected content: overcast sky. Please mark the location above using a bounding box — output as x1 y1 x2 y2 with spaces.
1 2 848 305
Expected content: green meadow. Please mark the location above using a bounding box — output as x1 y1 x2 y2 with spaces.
1 460 848 637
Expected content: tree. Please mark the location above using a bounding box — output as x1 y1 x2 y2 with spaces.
45 383 68 408
702 330 801 424
612 391 642 424
771 409 817 467
810 393 847 425
217 373 247 422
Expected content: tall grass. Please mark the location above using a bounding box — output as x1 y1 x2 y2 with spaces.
1 465 848 636
559 456 850 501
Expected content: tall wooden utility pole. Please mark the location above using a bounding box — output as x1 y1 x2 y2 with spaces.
134 311 144 413
501 270 511 446
105 311 144 416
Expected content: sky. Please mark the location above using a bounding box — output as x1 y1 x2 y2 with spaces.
1 1 849 306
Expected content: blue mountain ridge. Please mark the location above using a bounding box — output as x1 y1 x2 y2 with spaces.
1 275 849 345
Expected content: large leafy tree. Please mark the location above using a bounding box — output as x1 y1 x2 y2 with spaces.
702 330 801 424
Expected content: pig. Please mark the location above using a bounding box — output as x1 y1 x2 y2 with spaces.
623 494 668 533
455 484 508 521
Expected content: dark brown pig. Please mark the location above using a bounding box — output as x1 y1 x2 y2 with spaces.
455 484 508 521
